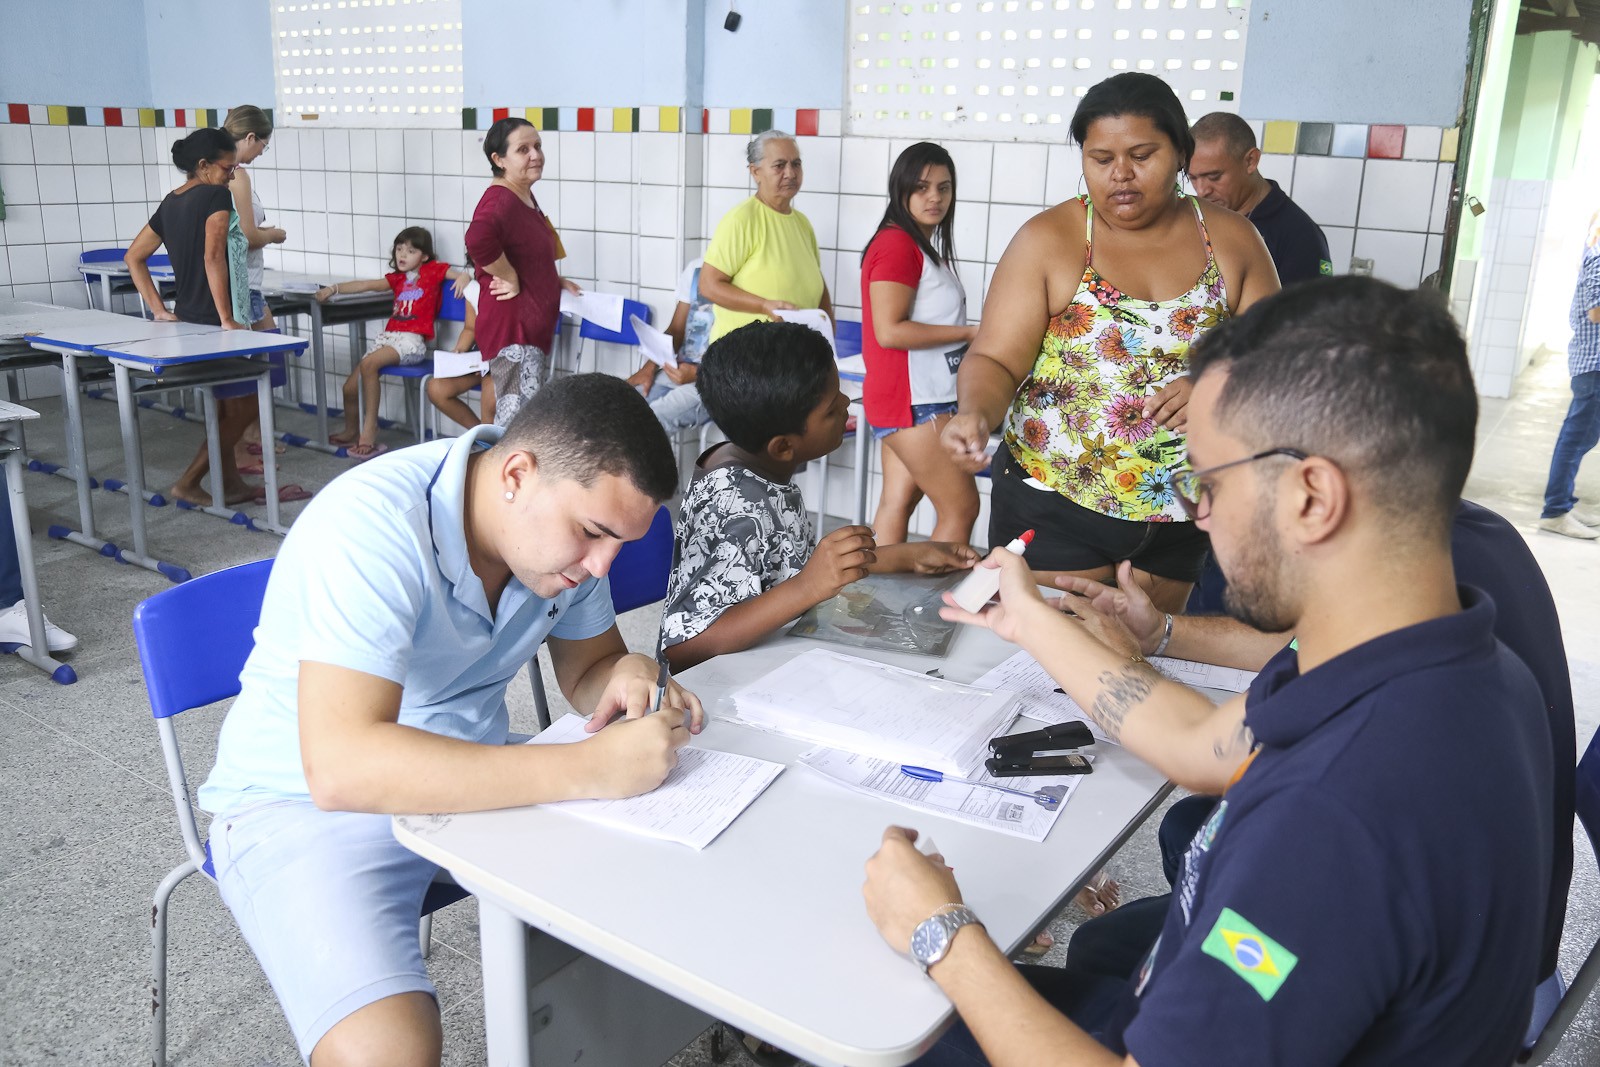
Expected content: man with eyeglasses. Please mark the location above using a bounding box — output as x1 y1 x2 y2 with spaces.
861 277 1553 1066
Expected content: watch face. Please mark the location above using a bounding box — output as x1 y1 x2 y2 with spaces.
911 916 950 965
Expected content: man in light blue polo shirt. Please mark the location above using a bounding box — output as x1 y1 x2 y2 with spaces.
199 373 701 1067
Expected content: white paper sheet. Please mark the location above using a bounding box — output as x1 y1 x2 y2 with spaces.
774 307 837 355
630 313 677 368
970 650 1116 743
433 349 486 378
1149 656 1258 693
559 289 625 333
526 714 784 850
729 649 1019 775
798 747 1090 842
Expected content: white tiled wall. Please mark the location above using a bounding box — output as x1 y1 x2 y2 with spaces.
1466 176 1552 398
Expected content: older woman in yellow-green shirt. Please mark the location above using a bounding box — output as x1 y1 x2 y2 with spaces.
700 129 833 340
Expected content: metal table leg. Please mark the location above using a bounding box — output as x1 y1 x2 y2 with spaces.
252 369 286 536
310 300 330 444
59 352 98 538
1 443 75 683
109 363 189 582
479 898 533 1066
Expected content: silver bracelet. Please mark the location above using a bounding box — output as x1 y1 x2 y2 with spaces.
1151 613 1174 657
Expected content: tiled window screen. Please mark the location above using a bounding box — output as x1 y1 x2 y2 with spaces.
272 0 464 128
847 0 1250 142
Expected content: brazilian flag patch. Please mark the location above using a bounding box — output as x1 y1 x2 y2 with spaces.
1201 907 1298 1001
1319 259 1334 276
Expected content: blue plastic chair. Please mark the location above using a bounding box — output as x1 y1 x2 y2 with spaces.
380 280 476 443
835 318 864 358
80 247 170 314
571 298 651 375
134 559 468 1067
528 505 675 727
1521 731 1600 1062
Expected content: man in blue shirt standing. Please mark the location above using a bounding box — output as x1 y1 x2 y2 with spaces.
199 374 702 1067
1539 212 1600 539
862 278 1553 1066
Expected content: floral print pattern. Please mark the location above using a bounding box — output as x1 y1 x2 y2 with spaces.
1003 195 1229 522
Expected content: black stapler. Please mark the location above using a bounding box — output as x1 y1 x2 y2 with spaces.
986 721 1095 777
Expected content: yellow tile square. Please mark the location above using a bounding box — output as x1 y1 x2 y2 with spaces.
730 108 753 135
524 107 541 127
1440 127 1459 162
139 108 157 127
659 106 680 133
46 105 69 126
612 107 632 133
1262 120 1298 155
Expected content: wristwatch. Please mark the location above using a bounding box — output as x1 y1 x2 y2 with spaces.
910 904 983 975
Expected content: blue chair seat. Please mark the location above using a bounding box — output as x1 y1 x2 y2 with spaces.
378 364 432 378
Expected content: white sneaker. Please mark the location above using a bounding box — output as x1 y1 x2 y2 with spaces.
1538 513 1600 541
1571 509 1600 528
0 600 79 652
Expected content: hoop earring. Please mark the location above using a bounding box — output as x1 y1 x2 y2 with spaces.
1076 173 1087 200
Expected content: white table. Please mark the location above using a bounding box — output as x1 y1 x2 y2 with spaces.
27 323 306 581
394 625 1173 1067
0 398 75 684
75 260 175 315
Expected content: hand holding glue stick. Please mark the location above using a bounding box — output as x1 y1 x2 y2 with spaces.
947 530 1034 614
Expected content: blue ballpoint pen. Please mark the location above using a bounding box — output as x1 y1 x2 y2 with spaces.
901 765 1063 809
652 656 669 713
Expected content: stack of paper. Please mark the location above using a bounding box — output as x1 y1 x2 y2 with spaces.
798 747 1091 842
560 289 626 332
526 714 784 850
971 649 1259 744
630 313 678 368
433 349 486 378
728 649 1019 775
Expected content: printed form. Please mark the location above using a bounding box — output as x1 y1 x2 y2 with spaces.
527 714 784 850
797 748 1090 842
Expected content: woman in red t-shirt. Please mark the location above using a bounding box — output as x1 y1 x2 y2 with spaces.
316 226 470 460
465 117 580 427
860 142 981 544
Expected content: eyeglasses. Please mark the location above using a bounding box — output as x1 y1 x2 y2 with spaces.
1172 447 1309 520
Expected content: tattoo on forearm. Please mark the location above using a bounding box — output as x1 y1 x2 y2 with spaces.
1213 721 1256 765
1088 666 1156 742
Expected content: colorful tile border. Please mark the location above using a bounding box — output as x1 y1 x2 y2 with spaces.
3 104 240 129
3 102 1461 164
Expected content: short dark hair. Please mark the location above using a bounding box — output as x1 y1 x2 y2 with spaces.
864 141 959 268
1188 276 1478 534
1190 111 1256 160
491 373 678 502
1070 73 1195 170
697 321 836 454
170 128 236 176
483 116 534 177
390 226 436 270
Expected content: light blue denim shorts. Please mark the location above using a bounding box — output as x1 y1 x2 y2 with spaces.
210 799 442 1062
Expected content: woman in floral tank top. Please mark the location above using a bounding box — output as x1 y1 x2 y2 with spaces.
943 74 1279 611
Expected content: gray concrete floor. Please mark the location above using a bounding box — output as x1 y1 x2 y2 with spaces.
1 348 1599 1065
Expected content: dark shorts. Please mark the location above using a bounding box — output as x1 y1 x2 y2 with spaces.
988 446 1209 582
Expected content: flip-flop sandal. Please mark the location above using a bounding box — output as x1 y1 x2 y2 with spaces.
347 443 389 462
253 483 313 505
1021 929 1055 957
738 1031 797 1067
328 432 359 446
246 442 288 457
237 462 264 476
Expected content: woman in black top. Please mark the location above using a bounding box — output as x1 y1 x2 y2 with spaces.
127 128 259 507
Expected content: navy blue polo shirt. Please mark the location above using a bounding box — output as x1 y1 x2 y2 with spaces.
1108 588 1552 1066
1250 179 1332 286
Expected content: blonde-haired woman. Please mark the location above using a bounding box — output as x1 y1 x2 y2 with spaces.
223 105 288 469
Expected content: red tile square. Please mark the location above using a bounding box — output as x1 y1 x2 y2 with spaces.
576 107 594 132
795 108 819 137
1367 124 1404 159
701 108 710 133
7 103 29 124
492 107 509 122
103 107 123 127
174 109 187 128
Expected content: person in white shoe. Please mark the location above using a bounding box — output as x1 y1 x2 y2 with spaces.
0 468 76 653
1538 210 1600 541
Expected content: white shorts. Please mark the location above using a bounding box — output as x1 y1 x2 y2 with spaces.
370 330 429 365
210 799 442 1061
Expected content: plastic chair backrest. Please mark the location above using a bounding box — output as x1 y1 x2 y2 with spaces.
578 299 652 345
150 253 172 270
608 506 673 615
835 318 864 357
133 559 274 720
439 282 467 323
79 247 129 267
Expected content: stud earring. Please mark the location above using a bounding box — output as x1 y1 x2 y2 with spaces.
504 491 514 501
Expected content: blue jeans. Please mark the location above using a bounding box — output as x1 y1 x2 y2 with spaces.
1542 371 1600 518
913 966 1127 1066
647 377 710 435
0 468 21 606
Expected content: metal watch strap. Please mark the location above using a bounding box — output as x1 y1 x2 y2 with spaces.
919 904 983 974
